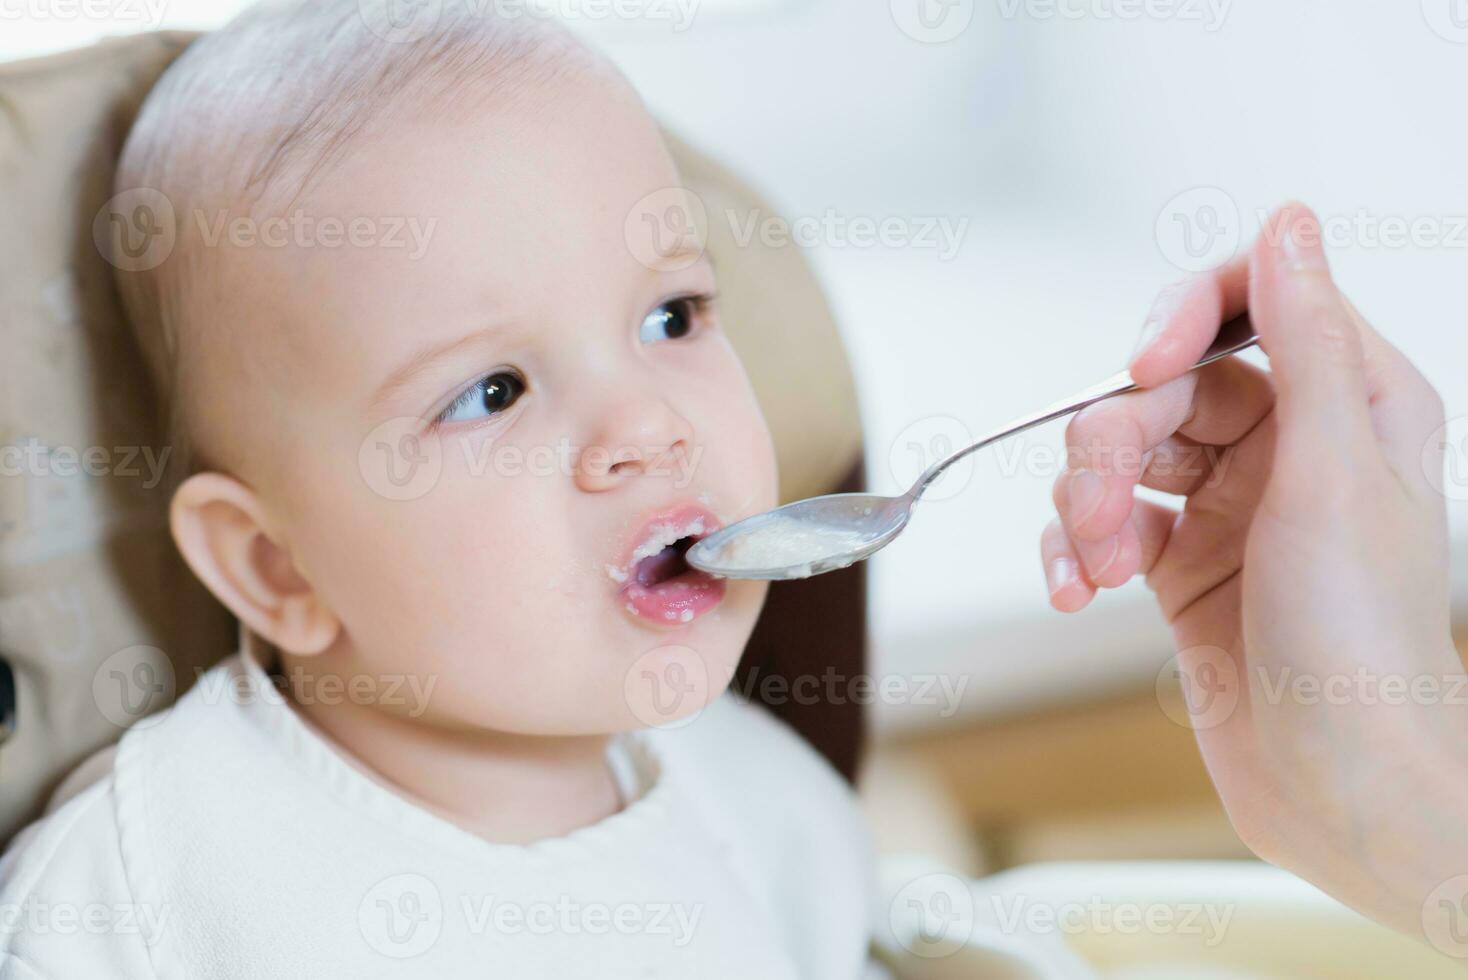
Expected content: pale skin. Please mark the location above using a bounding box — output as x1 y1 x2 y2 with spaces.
1041 202 1468 944
165 65 777 845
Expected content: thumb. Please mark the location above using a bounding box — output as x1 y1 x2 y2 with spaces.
1249 203 1374 458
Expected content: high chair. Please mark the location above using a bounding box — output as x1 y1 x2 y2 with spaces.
0 31 1459 979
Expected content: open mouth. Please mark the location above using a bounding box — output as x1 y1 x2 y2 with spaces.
614 505 727 625
633 535 699 588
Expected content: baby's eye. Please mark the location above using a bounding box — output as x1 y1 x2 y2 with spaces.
438 369 527 425
639 296 705 344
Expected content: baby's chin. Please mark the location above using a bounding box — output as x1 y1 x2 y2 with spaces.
591 594 769 733
398 601 757 738
603 599 759 733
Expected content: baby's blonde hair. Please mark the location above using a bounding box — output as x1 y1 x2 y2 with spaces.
111 0 599 493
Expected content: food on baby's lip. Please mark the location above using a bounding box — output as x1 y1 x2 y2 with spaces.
697 512 872 579
614 510 726 623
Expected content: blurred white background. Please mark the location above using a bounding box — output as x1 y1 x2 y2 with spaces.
8 0 1467 734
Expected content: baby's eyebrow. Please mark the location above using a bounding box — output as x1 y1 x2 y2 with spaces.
662 244 715 273
371 328 501 414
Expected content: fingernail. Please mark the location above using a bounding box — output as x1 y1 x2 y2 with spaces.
1047 556 1078 596
1067 469 1106 528
1279 206 1327 271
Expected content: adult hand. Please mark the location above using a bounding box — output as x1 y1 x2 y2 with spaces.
1040 202 1468 949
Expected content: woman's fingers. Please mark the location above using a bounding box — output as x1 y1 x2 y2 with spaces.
1048 201 1449 631
1118 201 1442 502
1247 207 1444 500
1246 204 1375 477
1072 515 1141 588
1137 435 1214 496
1138 360 1277 495
1041 519 1095 612
1051 392 1274 622
1150 421 1274 622
1059 424 1274 619
1042 498 1179 611
1130 497 1179 578
1053 374 1195 542
1174 356 1276 445
1129 251 1251 389
1055 356 1275 543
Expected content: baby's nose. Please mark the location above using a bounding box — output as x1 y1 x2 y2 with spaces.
574 396 694 493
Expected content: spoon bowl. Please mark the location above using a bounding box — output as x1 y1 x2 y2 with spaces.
687 493 911 580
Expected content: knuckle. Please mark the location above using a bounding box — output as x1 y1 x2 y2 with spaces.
1294 294 1361 363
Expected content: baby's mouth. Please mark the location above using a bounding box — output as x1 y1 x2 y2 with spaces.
633 535 698 588
613 505 727 625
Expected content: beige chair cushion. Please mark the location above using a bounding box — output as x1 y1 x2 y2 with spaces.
0 31 861 847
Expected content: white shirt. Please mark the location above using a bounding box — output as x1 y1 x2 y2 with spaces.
0 638 877 979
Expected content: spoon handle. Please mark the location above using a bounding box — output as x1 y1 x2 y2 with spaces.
908 315 1259 500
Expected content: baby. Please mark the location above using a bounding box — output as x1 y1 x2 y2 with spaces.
0 1 876 976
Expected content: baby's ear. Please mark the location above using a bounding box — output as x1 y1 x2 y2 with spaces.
169 473 340 656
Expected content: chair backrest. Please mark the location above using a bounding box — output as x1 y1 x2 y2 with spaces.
0 31 867 849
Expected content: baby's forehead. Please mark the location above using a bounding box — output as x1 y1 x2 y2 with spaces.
118 6 608 377
210 66 674 287
178 28 665 310
209 32 613 221
185 71 680 395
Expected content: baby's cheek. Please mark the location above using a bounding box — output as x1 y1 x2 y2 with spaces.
692 351 778 505
715 405 778 512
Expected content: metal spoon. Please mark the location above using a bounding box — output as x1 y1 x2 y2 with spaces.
686 315 1259 581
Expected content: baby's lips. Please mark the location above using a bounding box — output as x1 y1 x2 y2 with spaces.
621 574 726 626
612 500 728 626
611 501 723 581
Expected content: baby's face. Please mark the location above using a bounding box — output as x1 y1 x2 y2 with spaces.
209 73 777 733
